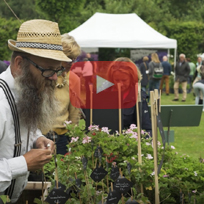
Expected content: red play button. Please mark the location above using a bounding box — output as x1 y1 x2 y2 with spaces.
69 61 138 109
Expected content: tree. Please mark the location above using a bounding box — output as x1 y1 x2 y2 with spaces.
0 18 20 60
0 0 42 20
35 0 87 33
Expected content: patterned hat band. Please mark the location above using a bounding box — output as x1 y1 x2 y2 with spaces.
16 42 63 51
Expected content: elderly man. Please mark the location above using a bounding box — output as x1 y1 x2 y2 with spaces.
172 54 190 102
0 19 71 203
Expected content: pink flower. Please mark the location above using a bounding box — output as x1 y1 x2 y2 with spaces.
150 171 155 176
130 132 138 139
146 154 153 160
125 129 134 134
158 141 161 146
70 137 79 143
171 145 175 149
115 130 119 135
112 162 117 166
64 120 72 126
146 142 151 146
82 136 92 144
192 190 197 193
141 130 145 134
88 125 99 131
129 124 137 130
101 127 109 134
163 175 169 178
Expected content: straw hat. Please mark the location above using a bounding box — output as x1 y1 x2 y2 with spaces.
8 19 71 62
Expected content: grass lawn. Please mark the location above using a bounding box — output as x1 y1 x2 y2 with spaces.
159 91 204 160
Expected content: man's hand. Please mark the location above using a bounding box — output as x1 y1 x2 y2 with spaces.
35 136 55 153
23 149 52 171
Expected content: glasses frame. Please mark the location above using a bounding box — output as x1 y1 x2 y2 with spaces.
23 57 65 77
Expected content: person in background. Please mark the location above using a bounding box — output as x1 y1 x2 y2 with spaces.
193 56 203 95
0 19 69 203
139 56 149 92
43 34 81 155
86 53 94 61
172 53 190 102
193 65 204 111
159 56 171 95
82 57 93 107
148 53 163 96
107 57 152 136
186 58 196 93
0 60 8 74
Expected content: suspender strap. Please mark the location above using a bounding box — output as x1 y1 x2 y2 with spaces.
0 79 21 199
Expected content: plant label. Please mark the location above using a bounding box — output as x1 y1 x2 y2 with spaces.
98 201 107 204
45 182 69 204
125 198 139 204
90 166 108 182
94 146 103 158
127 162 132 175
114 176 133 193
110 166 120 181
75 178 81 189
106 189 121 204
81 156 88 170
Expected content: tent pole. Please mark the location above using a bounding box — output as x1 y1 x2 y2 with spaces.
167 49 170 62
174 48 177 68
174 48 177 80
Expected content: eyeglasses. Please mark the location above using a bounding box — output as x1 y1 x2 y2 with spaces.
23 57 65 77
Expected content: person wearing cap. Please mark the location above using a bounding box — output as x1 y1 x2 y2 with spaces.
0 19 71 203
43 34 81 155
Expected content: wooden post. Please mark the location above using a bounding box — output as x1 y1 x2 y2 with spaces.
117 83 122 134
135 83 143 194
150 91 160 204
89 84 93 126
154 89 159 159
159 89 161 113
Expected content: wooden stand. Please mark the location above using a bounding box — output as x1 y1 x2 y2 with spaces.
135 82 143 194
150 91 160 203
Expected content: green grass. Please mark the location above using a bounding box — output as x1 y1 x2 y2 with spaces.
159 92 204 160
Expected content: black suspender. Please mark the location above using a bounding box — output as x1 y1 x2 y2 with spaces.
0 79 22 199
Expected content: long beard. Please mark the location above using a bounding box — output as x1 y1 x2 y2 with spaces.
15 62 59 133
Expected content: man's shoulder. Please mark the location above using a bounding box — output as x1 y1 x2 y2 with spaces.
0 89 10 115
162 61 171 65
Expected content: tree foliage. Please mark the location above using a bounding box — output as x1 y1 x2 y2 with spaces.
0 18 21 60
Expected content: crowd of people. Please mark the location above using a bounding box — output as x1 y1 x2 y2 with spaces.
0 18 203 204
139 53 204 108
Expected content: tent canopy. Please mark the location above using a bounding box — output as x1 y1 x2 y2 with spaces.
69 12 177 49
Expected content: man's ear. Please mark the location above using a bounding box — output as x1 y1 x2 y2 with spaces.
11 56 24 77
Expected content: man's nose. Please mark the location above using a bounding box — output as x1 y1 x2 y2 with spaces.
48 73 58 81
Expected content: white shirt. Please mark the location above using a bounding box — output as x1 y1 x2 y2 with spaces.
0 67 43 203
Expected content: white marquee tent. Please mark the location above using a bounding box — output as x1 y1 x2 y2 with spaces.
69 12 177 63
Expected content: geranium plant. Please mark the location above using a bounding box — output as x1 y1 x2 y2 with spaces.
40 120 204 204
